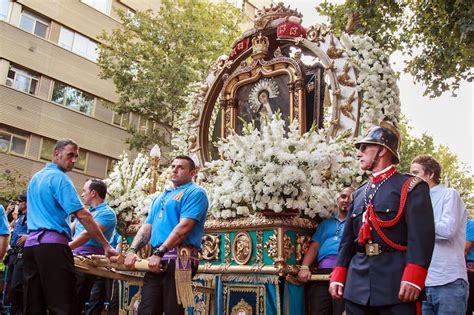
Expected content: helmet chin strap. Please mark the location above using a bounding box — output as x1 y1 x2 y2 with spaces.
368 146 382 172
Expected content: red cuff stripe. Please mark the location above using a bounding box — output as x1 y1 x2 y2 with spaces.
402 263 428 289
330 266 348 284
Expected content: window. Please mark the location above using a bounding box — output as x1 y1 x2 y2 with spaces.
6 66 39 95
112 112 132 128
74 150 87 171
19 10 49 38
0 0 10 21
139 115 155 134
105 158 117 177
51 82 95 115
40 138 87 171
0 129 28 156
58 27 98 62
39 138 55 161
82 0 111 14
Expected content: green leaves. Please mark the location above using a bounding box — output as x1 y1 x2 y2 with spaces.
317 0 473 97
97 0 242 151
398 118 473 209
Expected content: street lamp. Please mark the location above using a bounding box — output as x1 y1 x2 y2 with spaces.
149 144 161 194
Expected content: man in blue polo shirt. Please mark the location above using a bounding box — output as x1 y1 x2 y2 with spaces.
24 138 118 315
298 185 354 315
69 178 117 313
122 155 209 314
465 219 474 314
5 193 28 315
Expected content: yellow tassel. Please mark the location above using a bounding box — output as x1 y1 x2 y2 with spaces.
175 246 195 308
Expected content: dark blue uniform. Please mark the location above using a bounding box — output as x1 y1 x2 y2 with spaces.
6 213 28 315
332 170 435 313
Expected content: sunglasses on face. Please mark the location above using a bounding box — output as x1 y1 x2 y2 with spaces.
358 143 372 153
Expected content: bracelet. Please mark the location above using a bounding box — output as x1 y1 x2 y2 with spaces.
152 248 165 258
299 265 310 271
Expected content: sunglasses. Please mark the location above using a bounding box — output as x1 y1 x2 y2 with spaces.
357 143 373 153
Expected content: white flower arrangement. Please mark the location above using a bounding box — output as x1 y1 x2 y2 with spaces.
342 34 401 133
170 33 401 221
202 114 365 219
103 153 156 232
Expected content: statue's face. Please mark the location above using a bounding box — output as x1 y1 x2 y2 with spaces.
258 91 269 104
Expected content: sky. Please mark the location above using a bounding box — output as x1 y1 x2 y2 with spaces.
281 0 473 170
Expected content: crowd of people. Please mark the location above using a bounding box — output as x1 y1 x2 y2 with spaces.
0 121 471 315
0 139 208 315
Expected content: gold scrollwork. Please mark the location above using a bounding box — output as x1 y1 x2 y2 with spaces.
264 229 293 263
231 298 253 315
232 231 253 265
201 234 220 261
296 234 312 262
256 231 263 264
224 233 231 263
264 233 278 260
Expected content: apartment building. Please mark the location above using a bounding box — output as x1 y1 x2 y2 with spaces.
0 0 269 190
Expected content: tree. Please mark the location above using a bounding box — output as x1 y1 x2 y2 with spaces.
398 119 474 209
97 0 242 150
0 163 28 206
317 0 473 98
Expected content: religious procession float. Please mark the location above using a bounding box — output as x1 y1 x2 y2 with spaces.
74 3 402 314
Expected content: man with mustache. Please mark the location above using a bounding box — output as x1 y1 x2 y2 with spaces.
329 122 435 314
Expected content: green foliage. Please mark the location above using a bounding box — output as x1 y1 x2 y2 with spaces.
0 163 28 206
97 0 242 150
398 120 474 209
317 0 473 97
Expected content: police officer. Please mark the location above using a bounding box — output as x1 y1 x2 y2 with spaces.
5 193 27 315
329 122 435 314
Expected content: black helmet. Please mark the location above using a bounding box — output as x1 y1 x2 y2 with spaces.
355 121 401 164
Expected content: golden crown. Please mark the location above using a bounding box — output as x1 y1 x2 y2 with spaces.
255 2 302 20
251 33 269 59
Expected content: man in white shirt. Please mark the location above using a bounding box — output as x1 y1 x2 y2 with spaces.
411 154 468 315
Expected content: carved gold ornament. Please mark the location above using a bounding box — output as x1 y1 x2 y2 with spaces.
264 230 293 263
306 24 330 44
326 33 345 59
200 234 220 261
232 232 253 265
231 299 253 315
296 235 312 262
337 62 356 87
224 233 231 263
340 91 357 121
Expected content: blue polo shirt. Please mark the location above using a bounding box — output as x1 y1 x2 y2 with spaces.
74 202 116 248
109 229 121 248
0 205 9 236
27 163 84 239
312 216 346 262
10 213 27 247
466 219 474 261
145 182 208 248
